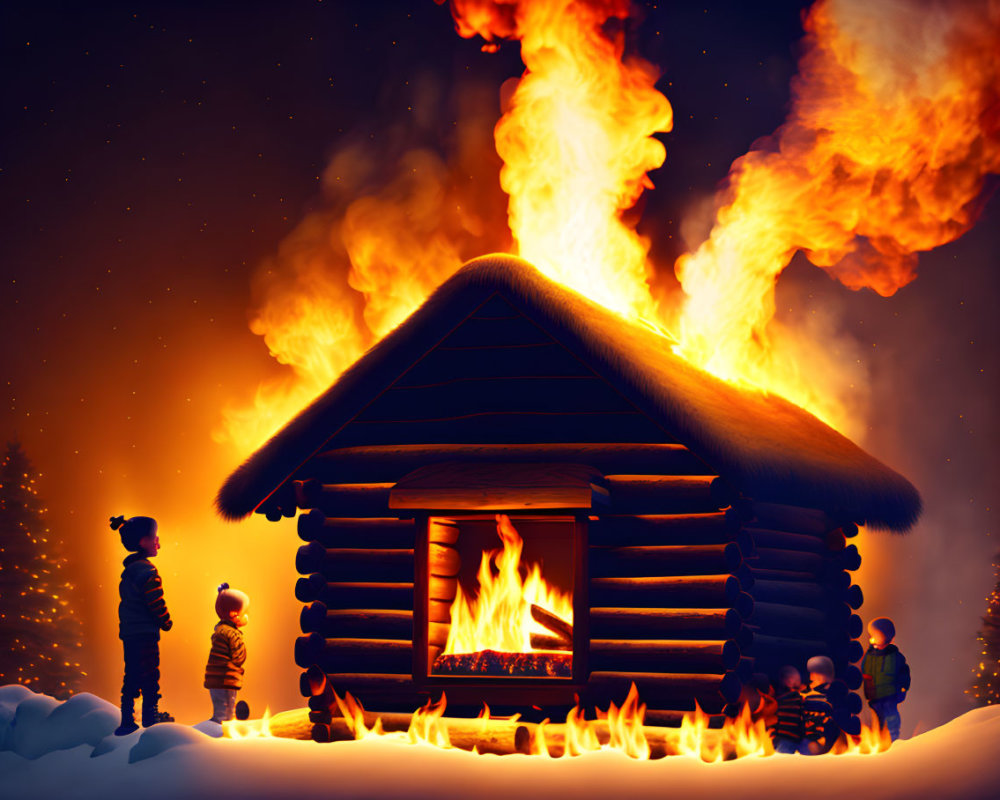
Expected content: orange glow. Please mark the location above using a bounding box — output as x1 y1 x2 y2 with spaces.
443 515 573 657
673 0 1000 433
831 716 894 755
222 706 273 739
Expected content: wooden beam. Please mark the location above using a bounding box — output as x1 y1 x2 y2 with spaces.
304 443 709 484
297 511 415 547
586 670 742 706
749 502 835 536
295 576 414 610
745 527 830 554
300 605 414 639
295 480 395 516
589 542 742 578
295 542 414 582
589 574 749 612
294 634 413 673
588 511 739 546
588 608 744 640
604 475 732 515
589 639 740 672
389 462 608 511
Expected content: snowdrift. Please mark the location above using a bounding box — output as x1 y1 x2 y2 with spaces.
2 685 999 800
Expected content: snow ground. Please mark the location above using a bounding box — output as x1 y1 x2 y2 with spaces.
2 685 999 800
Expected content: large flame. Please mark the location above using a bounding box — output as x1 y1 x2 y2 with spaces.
673 0 1000 433
447 0 673 320
444 514 573 656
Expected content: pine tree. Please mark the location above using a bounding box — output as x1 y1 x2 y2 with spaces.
968 552 1000 707
0 440 85 697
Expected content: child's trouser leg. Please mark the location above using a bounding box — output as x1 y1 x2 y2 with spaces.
871 699 901 740
209 688 237 722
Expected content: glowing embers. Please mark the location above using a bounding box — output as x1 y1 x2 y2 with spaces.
428 514 576 679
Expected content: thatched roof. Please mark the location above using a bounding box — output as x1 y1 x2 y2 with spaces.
218 254 921 531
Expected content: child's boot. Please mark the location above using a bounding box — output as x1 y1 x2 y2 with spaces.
141 695 175 727
114 695 139 736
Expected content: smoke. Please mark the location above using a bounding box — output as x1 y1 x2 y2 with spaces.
673 0 1000 433
214 76 510 453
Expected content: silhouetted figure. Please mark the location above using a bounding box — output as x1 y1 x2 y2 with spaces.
862 616 910 740
110 514 174 735
771 665 805 754
204 582 249 723
802 656 838 754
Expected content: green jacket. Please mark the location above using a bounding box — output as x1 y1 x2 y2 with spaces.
861 644 910 701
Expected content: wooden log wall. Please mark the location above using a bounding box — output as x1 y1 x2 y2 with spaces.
586 481 751 719
294 512 429 711
740 500 865 733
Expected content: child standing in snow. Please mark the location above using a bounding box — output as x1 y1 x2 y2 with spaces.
111 514 174 735
771 665 805 754
861 617 910 740
204 583 249 723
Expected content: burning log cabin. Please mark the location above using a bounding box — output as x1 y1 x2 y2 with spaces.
217 254 921 732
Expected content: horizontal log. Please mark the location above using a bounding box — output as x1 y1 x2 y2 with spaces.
604 475 732 514
587 670 742 706
531 604 573 642
356 376 645 422
530 633 572 651
307 443 710 484
825 529 847 551
390 461 607 511
747 601 829 638
296 576 414 610
428 599 452 623
841 544 862 571
588 512 740 546
749 502 834 536
328 411 671 448
747 632 853 668
521 718 734 758
296 480 395 516
295 542 414 582
589 575 750 614
300 604 414 639
644 709 725 728
428 542 460 577
296 511 415 547
746 527 830 554
845 584 863 609
588 607 743 640
751 579 830 608
590 639 740 672
428 622 449 649
746 546 826 575
429 575 459 602
844 664 863 690
428 519 460 546
294 634 412 673
589 542 742 578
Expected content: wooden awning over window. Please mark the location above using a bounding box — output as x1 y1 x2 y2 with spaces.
388 462 609 511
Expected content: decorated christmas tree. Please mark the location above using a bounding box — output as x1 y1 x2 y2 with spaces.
968 552 1000 707
0 440 85 697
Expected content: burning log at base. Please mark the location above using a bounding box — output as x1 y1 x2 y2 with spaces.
268 706 747 759
531 603 573 646
433 649 572 677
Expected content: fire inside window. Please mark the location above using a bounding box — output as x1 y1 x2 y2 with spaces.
423 514 581 681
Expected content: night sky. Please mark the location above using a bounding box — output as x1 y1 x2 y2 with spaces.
1 1 996 729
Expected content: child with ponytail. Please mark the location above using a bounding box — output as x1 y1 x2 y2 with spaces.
110 514 174 735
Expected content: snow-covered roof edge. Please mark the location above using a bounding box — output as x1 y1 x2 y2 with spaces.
217 254 921 531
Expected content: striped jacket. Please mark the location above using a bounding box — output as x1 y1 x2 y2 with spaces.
204 621 247 689
118 554 172 639
772 688 804 742
802 688 835 750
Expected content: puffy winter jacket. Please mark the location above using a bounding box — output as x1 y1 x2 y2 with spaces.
862 644 911 701
118 554 172 640
204 621 247 689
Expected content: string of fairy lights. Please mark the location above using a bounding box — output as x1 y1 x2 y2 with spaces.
967 554 1000 706
0 441 85 698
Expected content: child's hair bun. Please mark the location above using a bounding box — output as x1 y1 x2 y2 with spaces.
110 515 126 531
217 582 230 593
